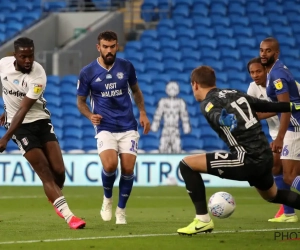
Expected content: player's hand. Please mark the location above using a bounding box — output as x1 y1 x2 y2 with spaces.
89 114 102 125
140 112 150 134
219 108 237 132
270 138 283 154
0 137 8 153
0 113 5 126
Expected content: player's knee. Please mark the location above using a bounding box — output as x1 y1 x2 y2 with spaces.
34 162 54 182
283 174 295 186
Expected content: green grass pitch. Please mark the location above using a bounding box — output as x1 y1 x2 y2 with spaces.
0 186 299 250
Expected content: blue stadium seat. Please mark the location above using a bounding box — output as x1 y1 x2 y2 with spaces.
43 1 66 12
125 41 142 51
160 39 179 50
215 72 228 82
215 26 234 38
146 106 157 117
22 12 41 27
178 93 195 106
210 3 227 16
153 81 167 95
6 140 19 152
140 30 158 41
141 0 158 22
228 3 246 16
291 23 300 34
233 26 253 37
62 104 81 117
172 6 189 18
284 3 300 16
213 0 229 5
145 60 164 74
51 116 64 129
0 3 17 13
187 106 198 117
178 38 198 49
173 0 193 9
230 16 249 27
83 137 96 151
211 16 230 27
143 95 157 106
143 50 162 62
139 84 153 95
164 61 184 74
221 49 241 60
241 49 258 59
6 13 23 23
194 27 214 38
125 51 144 62
275 36 296 47
189 117 200 128
252 25 272 36
162 49 182 61
246 4 264 15
182 59 200 72
227 71 247 82
264 3 283 15
218 38 237 49
47 75 60 86
181 48 201 60
142 40 160 51
140 137 159 151
181 138 204 152
176 28 196 40
201 49 221 60
192 17 211 28
171 73 189 85
180 83 192 95
248 15 268 26
199 125 218 138
156 19 174 30
194 0 210 6
63 115 83 128
157 0 171 19
82 127 95 138
157 29 177 40
173 17 193 29
152 74 171 84
237 37 257 49
64 127 83 139
0 23 5 33
267 14 288 25
197 38 217 49
137 73 153 85
203 138 224 151
191 3 209 17
272 25 293 36
6 22 24 37
134 63 146 74
45 85 60 96
61 74 77 85
63 138 83 151
44 94 62 107
223 58 244 71
202 59 223 71
189 127 202 139
48 105 63 118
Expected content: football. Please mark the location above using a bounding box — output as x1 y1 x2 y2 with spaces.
208 191 236 219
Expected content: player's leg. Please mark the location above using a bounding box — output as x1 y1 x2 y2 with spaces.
177 153 214 235
97 131 119 221
117 130 140 224
24 148 85 229
271 152 285 219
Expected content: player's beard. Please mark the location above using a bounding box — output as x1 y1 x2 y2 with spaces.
261 53 276 67
16 62 32 74
101 52 116 66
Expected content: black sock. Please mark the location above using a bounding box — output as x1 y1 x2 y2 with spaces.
269 189 300 209
179 160 208 214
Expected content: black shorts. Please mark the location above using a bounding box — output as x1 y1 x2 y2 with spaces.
206 151 274 191
7 119 58 155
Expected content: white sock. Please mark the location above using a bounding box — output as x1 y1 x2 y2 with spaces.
196 214 211 223
53 196 74 223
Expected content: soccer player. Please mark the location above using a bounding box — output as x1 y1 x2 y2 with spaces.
247 57 286 219
177 66 300 235
260 37 300 222
0 37 86 229
77 30 150 224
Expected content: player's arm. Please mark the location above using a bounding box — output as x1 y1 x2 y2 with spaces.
76 71 101 125
130 82 146 114
246 83 277 120
2 77 45 141
201 100 223 126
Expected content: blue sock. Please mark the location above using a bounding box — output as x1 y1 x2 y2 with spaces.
101 169 116 198
274 175 295 214
291 176 300 192
118 173 134 209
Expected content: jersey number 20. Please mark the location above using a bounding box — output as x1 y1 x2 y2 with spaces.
230 97 258 129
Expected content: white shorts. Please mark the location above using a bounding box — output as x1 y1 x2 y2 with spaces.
95 130 140 155
280 130 300 160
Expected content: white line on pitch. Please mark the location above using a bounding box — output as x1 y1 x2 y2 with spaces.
0 227 298 245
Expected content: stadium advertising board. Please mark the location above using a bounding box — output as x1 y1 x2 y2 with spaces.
0 154 248 187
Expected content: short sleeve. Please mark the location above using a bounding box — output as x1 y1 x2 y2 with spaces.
127 61 137 86
26 76 46 99
247 82 257 97
77 70 90 96
271 70 289 95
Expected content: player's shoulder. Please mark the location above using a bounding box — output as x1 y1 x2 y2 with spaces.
31 60 46 76
0 56 14 67
80 59 98 73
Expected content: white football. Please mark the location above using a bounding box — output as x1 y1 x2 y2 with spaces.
208 191 236 219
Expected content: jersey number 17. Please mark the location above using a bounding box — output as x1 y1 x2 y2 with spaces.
230 97 258 129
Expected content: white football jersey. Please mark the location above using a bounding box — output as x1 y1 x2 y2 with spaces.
247 81 280 140
0 56 50 123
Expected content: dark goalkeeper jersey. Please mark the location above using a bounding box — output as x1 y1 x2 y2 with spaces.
200 88 278 157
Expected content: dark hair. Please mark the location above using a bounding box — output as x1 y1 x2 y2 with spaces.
14 37 34 51
261 37 280 51
97 31 118 43
247 57 263 73
191 65 216 88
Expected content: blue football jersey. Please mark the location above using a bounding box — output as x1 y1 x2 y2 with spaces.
266 59 300 131
77 58 138 133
